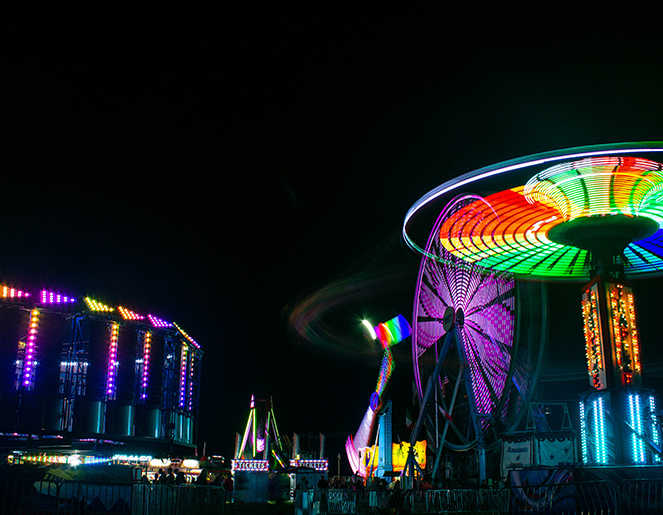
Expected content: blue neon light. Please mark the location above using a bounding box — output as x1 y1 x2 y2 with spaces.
579 401 588 464
651 396 661 464
594 397 607 464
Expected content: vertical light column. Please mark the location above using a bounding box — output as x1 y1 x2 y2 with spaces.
582 284 606 389
650 396 661 463
179 344 188 409
15 309 40 391
594 396 607 464
579 401 588 464
140 331 151 401
629 393 645 463
105 323 120 400
188 353 195 411
607 282 642 387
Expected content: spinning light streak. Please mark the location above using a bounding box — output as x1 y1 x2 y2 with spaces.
524 157 663 220
345 406 376 476
348 314 411 475
374 314 411 349
431 157 663 278
372 351 394 410
403 142 663 263
371 315 411 409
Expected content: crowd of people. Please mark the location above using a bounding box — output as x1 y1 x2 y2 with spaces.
303 474 508 491
140 467 234 494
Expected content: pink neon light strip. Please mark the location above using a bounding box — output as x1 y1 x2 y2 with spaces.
105 323 120 400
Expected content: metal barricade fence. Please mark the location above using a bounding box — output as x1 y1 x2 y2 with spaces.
504 481 617 515
618 478 663 515
297 488 506 515
297 484 622 515
0 477 228 515
0 477 136 514
407 489 504 514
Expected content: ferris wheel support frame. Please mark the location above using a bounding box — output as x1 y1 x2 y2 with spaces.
404 321 488 486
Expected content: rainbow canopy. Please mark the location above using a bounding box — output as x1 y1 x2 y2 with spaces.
439 156 663 279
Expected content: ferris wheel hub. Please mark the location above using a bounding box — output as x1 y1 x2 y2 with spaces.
455 307 465 328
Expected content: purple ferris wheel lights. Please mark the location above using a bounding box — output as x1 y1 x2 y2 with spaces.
413 194 517 444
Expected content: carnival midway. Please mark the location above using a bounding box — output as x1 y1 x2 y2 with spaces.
5 143 663 514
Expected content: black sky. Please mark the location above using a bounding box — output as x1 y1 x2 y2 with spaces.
2 8 663 469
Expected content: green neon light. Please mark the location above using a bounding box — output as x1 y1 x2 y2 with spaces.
439 157 663 278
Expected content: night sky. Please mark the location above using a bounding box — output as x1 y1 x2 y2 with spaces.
2 9 663 471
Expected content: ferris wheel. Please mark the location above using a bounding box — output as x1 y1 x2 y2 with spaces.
411 195 546 473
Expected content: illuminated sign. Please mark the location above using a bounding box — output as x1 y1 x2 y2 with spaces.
289 459 328 471
231 459 269 472
357 441 427 476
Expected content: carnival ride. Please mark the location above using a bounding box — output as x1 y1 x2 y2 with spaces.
0 285 202 455
345 314 425 478
232 395 329 503
403 143 663 481
233 395 289 470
